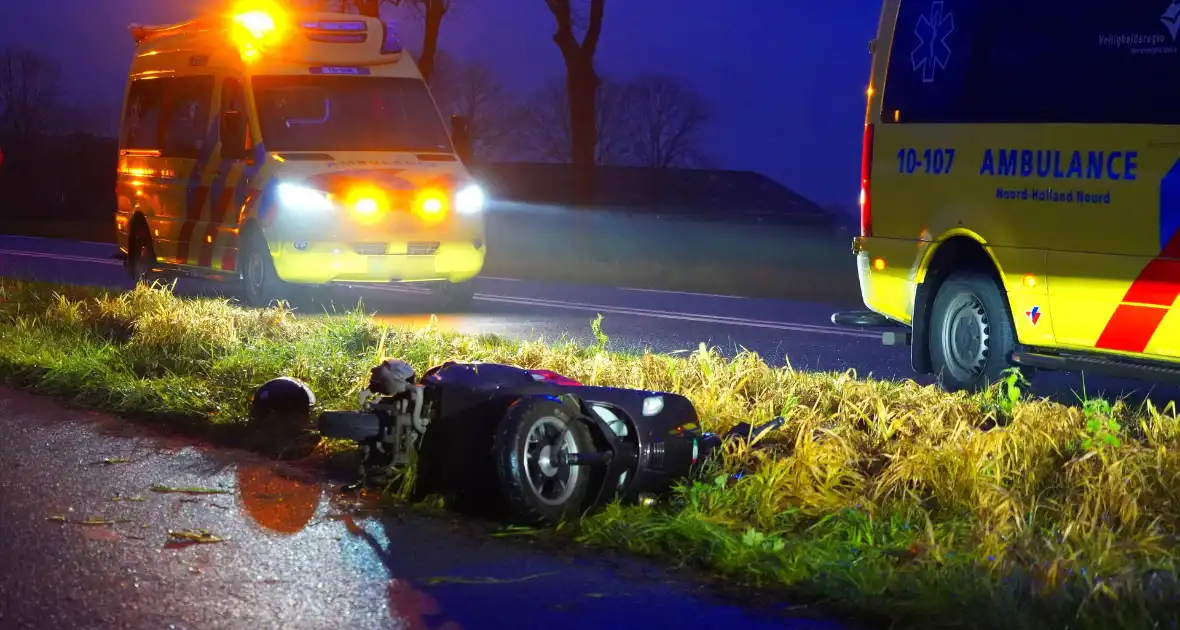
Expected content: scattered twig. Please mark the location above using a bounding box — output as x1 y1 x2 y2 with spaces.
151 485 231 495
165 529 228 549
47 516 133 526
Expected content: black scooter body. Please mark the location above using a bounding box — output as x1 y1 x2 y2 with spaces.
412 361 711 513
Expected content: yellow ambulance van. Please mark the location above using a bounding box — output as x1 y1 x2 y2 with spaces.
832 0 1180 391
114 0 486 308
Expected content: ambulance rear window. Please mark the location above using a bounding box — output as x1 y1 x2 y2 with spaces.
882 0 1180 125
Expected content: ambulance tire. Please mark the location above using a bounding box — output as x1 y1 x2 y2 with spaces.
431 280 476 311
928 271 1022 393
127 219 159 286
239 227 288 309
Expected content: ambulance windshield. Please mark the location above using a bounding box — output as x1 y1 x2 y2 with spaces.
252 75 453 153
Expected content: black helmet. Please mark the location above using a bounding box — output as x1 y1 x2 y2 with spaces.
250 376 317 424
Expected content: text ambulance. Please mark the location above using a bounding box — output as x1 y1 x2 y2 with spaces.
115 0 486 308
831 0 1180 391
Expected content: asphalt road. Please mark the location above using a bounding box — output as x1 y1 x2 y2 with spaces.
0 386 849 630
1 233 1178 408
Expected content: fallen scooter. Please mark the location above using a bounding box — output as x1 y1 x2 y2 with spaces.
257 358 784 526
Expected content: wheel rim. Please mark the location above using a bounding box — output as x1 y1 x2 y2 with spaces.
247 250 265 294
940 292 990 381
522 416 581 507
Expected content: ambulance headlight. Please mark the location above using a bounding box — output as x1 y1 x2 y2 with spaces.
454 183 486 215
277 183 332 211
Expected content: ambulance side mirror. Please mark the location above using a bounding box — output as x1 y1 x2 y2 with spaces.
221 111 249 161
451 114 472 163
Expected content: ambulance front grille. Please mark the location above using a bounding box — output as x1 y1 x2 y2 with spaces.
354 244 387 255
407 242 440 255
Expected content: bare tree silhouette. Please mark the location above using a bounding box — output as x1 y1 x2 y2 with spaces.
543 0 604 202
514 75 629 166
617 75 714 169
0 47 63 136
430 52 524 160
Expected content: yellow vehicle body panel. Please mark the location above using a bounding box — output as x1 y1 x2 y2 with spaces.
114 8 484 287
855 0 1180 368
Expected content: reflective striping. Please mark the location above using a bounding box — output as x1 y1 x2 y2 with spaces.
1096 303 1171 354
196 113 238 268
179 117 222 266
1120 256 1180 307
1094 162 1180 354
198 168 239 268
221 238 238 272
234 143 268 219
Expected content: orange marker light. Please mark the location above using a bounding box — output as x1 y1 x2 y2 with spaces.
345 187 387 226
413 189 449 224
873 257 886 271
1023 274 1037 288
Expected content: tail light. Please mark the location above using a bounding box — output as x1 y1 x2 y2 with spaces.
860 122 874 237
528 370 582 387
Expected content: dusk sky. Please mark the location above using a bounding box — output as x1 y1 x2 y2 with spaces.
0 1 878 206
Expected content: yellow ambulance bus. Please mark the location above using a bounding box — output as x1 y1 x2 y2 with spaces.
831 0 1180 391
114 1 487 308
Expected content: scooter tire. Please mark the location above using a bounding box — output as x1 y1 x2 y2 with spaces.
493 396 594 526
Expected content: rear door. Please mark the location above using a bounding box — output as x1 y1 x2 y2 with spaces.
119 74 215 265
160 75 216 267
189 77 252 272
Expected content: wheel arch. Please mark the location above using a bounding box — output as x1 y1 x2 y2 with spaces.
239 217 264 241
911 231 1013 374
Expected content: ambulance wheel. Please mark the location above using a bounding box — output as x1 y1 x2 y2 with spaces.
240 227 287 309
928 271 1022 393
431 280 475 310
493 397 593 526
127 220 158 285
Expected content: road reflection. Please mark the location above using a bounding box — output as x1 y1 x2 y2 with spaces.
235 463 323 535
234 464 465 628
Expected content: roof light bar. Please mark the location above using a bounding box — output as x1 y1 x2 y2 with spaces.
301 19 368 43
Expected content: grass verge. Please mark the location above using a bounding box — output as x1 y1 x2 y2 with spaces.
2 278 1178 629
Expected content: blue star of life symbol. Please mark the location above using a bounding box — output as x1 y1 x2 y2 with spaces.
912 1 955 83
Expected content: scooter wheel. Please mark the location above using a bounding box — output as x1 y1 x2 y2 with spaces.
493 396 593 526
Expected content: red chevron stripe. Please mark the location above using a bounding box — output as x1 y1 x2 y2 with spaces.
1094 231 1180 354
197 185 237 268
221 232 238 272
177 184 208 265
